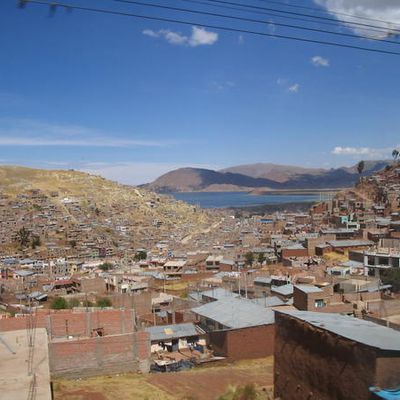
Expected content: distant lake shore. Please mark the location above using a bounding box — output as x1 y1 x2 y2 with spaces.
171 191 323 209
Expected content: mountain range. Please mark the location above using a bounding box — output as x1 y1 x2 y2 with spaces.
143 161 391 193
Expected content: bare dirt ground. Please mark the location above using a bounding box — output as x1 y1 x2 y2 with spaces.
53 357 274 400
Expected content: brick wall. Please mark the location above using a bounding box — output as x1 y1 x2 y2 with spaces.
281 248 309 259
294 286 339 311
209 324 274 361
0 309 135 338
78 277 106 294
49 331 150 378
367 299 400 317
109 292 152 316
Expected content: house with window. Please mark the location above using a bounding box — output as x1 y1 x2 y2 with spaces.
293 284 353 314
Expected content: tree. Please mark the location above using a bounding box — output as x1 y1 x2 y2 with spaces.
244 252 254 266
96 297 112 308
50 297 68 310
16 226 30 247
392 149 399 162
134 250 147 261
99 262 114 271
68 298 80 308
357 160 365 175
31 235 41 249
257 253 266 265
381 268 400 293
69 240 77 248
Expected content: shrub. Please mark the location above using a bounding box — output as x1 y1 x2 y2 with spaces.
68 298 80 308
96 297 112 308
50 297 68 310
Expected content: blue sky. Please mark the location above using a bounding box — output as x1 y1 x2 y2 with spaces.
1 0 400 184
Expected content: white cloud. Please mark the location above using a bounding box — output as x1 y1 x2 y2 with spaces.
209 81 236 92
142 29 159 38
142 26 218 47
332 146 372 155
332 145 396 159
189 27 218 46
276 78 288 86
0 118 171 148
314 0 400 38
311 55 330 67
288 83 300 93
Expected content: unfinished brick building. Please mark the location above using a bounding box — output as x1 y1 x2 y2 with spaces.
274 310 400 400
0 309 151 377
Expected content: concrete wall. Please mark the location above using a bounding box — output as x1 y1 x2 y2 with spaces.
209 324 275 361
49 331 150 378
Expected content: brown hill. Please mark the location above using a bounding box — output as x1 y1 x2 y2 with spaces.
144 161 392 193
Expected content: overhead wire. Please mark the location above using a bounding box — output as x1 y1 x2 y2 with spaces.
177 0 396 37
255 0 400 27
16 0 400 56
94 0 400 46
204 0 400 36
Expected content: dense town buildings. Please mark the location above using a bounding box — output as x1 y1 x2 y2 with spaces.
1 164 400 398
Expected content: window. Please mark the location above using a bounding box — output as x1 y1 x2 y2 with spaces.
314 299 325 308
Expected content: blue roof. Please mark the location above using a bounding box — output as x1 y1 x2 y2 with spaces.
369 387 400 399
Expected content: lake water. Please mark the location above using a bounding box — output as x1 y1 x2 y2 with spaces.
171 192 320 209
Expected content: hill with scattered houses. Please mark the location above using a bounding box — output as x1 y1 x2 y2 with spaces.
0 165 212 257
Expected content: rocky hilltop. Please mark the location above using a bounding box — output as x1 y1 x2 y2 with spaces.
0 165 212 258
143 161 391 193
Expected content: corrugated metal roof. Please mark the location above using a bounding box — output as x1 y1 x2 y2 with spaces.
251 296 285 307
277 310 400 351
201 288 239 301
145 323 202 342
340 260 364 268
254 277 272 285
271 284 294 296
294 285 323 294
192 297 275 329
328 240 374 248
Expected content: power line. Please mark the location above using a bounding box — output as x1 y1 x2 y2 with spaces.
99 0 400 46
255 0 400 27
205 0 400 36
178 0 394 36
17 0 400 56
